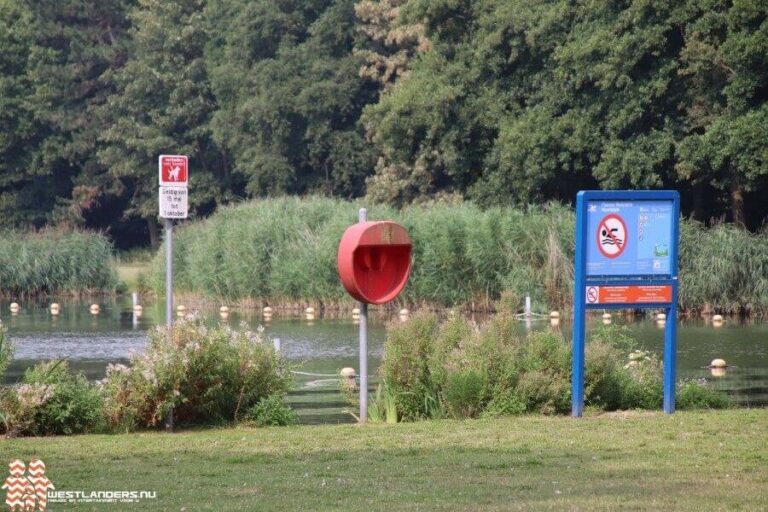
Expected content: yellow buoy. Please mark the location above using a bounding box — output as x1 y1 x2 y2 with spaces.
550 311 560 319
601 312 611 320
219 306 230 319
176 305 186 317
89 304 100 315
710 358 727 368
399 308 410 316
550 317 560 327
352 307 360 316
49 303 60 315
710 367 726 378
656 312 666 321
132 304 143 312
9 302 20 313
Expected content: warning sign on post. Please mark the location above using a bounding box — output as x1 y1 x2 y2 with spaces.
159 187 188 219
158 155 188 187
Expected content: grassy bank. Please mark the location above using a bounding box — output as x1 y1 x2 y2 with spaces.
0 229 118 297
1 410 766 511
149 196 768 313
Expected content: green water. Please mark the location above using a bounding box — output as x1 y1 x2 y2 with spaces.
2 298 766 423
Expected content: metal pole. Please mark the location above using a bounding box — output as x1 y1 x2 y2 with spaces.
358 207 368 424
663 280 679 413
164 217 174 432
571 194 587 417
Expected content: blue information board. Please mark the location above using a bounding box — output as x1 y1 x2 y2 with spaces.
586 200 675 277
572 190 680 417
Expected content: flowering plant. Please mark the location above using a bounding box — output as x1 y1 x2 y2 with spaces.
101 317 293 430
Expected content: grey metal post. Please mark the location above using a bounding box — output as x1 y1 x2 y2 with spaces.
164 217 174 432
358 207 368 424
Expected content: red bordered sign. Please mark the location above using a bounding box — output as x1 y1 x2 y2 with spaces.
596 214 627 259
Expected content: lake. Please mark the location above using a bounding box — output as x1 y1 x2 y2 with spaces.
2 298 766 423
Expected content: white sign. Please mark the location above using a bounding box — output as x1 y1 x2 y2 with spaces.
159 187 188 219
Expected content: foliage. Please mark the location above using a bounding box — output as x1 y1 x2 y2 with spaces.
100 318 293 431
244 394 297 427
377 313 716 420
677 379 732 410
148 196 575 309
0 326 11 379
0 229 118 296
363 0 768 228
367 383 399 423
2 0 767 249
149 196 768 312
0 361 104 437
585 329 663 411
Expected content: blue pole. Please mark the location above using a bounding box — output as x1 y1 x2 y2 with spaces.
663 281 679 413
572 193 587 417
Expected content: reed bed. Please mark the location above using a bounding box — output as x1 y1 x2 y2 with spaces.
149 197 768 313
0 229 118 297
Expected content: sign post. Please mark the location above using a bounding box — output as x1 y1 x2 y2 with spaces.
158 154 189 432
572 190 680 416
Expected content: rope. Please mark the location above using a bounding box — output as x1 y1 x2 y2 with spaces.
290 370 342 377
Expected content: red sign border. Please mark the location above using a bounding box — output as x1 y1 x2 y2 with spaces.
596 213 627 259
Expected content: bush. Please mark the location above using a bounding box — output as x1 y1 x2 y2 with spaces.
244 394 297 427
677 380 731 409
100 318 293 430
380 313 572 419
586 326 663 410
444 369 487 418
378 315 710 420
0 361 103 436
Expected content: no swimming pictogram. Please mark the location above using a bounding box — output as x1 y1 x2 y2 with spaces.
596 214 627 259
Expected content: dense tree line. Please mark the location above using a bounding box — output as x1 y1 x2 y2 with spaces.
0 0 766 247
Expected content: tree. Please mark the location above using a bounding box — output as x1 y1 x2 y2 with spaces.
97 0 231 248
205 0 377 198
0 1 46 227
677 0 768 226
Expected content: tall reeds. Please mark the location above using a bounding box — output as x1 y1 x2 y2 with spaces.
0 229 118 296
149 196 768 313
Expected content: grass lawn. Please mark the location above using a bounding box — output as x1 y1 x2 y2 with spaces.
1 409 766 511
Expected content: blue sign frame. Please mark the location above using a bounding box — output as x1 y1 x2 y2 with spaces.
572 190 680 417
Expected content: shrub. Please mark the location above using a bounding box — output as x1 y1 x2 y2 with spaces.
244 394 297 427
444 369 487 418
0 361 103 436
101 318 293 430
378 314 709 420
677 380 731 409
379 312 440 420
586 326 663 410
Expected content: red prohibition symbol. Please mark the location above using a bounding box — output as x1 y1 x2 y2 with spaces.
597 214 627 259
